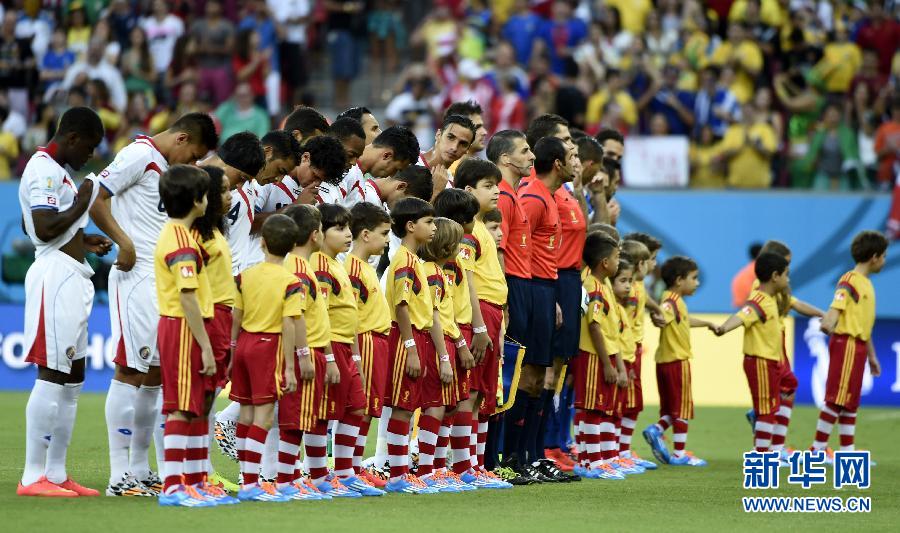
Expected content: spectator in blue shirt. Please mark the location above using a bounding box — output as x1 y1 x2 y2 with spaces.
639 64 696 136
501 0 544 66
538 1 587 75
693 65 741 139
40 28 75 93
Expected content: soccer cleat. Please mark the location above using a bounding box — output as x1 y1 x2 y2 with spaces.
501 456 546 484
315 477 362 498
493 466 533 486
198 482 240 504
384 474 439 494
627 452 658 470
594 464 626 480
577 467 603 480
339 475 385 497
420 472 462 493
535 459 580 482
237 482 291 502
471 469 513 489
299 477 332 500
611 457 645 475
57 478 100 496
278 482 323 501
209 472 239 493
444 470 478 491
745 409 757 433
360 467 387 488
159 485 218 507
668 453 708 467
139 471 163 495
642 425 671 465
17 477 78 498
544 448 576 471
214 417 239 462
106 473 156 497
572 464 589 478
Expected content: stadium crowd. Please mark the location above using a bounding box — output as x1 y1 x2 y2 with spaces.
1 0 899 191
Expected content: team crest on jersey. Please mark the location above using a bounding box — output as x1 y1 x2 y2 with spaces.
65 346 75 360
458 247 471 261
45 177 54 190
548 235 556 249
139 346 151 360
47 196 57 206
181 265 195 278
835 291 845 301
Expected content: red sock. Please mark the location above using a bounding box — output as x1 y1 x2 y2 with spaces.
657 414 673 432
354 418 371 474
416 414 441 476
672 418 688 458
334 413 362 478
451 410 473 475
476 414 489 469
162 419 190 493
387 417 410 480
469 415 479 468
771 396 793 451
838 410 857 451
183 417 208 486
599 413 617 462
434 414 453 471
241 425 268 487
304 420 329 482
583 411 602 469
754 414 775 452
574 409 586 466
619 415 636 454
813 402 840 450
277 429 303 485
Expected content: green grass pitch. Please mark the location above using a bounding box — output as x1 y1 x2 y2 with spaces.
0 392 897 532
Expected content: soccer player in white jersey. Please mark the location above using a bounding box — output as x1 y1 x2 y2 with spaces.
444 101 488 173
18 108 111 498
336 106 383 145
340 126 421 208
317 117 366 205
418 114 475 201
258 135 348 213
90 112 218 497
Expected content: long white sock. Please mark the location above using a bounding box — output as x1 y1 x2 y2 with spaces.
154 391 166 476
45 382 82 484
207 413 217 475
260 426 279 480
372 406 392 467
130 385 160 481
106 380 137 484
216 401 241 424
23 380 63 486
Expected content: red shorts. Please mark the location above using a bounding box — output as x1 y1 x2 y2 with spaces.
777 352 798 395
385 325 430 412
229 330 284 406
158 316 208 417
206 304 233 391
472 301 503 412
634 343 644 380
328 341 367 420
656 359 693 420
422 335 459 409
744 355 780 416
825 333 868 411
359 331 390 417
279 346 326 431
623 359 643 415
572 350 620 414
456 324 473 402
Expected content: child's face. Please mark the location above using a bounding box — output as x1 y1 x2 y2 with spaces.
323 224 353 254
486 221 503 246
647 251 658 273
772 266 790 292
364 221 392 255
466 178 500 212
410 216 436 244
870 252 887 273
635 259 648 279
219 179 231 218
612 269 633 299
678 269 700 295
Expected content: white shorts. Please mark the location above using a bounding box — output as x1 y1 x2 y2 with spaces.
24 250 94 374
109 266 159 372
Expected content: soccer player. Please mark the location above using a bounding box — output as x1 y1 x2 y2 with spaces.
420 114 476 199
340 126 421 209
311 204 380 497
18 107 109 498
642 256 717 467
153 165 220 507
316 119 365 204
382 198 441 494
573 232 627 480
714 253 791 452
808 231 886 455
445 101 487 174
345 202 393 487
92 112 218 497
260 135 348 212
284 106 330 145
592 128 624 224
336 106 383 145
230 214 303 502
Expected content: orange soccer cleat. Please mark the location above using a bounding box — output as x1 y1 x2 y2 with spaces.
17 477 79 497
57 478 100 496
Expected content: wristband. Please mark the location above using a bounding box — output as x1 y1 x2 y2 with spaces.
472 326 488 334
230 340 237 348
295 346 311 358
325 353 336 363
404 338 417 349
456 339 468 349
351 354 361 362
439 354 450 362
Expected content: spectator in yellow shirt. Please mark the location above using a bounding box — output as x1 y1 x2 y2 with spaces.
606 0 651 35
709 23 763 104
0 107 20 180
586 69 638 130
689 126 725 188
717 102 778 188
812 26 862 95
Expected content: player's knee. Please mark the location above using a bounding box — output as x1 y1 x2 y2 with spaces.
113 364 144 386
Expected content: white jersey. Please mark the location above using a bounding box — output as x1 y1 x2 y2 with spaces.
417 152 454 188
245 180 266 267
19 147 100 258
340 164 370 208
315 180 345 205
226 181 256 275
260 175 302 212
98 135 169 272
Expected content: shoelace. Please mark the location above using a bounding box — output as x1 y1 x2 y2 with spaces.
302 479 324 493
201 483 227 497
446 471 466 485
184 485 208 501
403 474 427 488
290 482 312 495
260 482 281 496
600 464 619 474
329 477 348 491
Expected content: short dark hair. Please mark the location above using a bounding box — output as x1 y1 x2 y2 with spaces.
754 252 789 282
623 232 662 253
434 188 479 227
440 114 477 141
304 135 348 185
583 231 619 270
318 203 352 234
760 240 791 259
159 164 209 218
55 106 104 138
661 256 698 288
194 165 227 240
570 128 588 141
455 158 501 190
261 214 300 257
372 126 420 165
483 208 502 224
394 165 433 201
284 106 329 139
350 201 392 239
282 204 321 245
589 223 620 242
577 136 604 164
218 131 265 177
850 230 888 264
533 137 567 174
615 257 634 278
391 197 435 238
335 106 372 123
621 240 650 264
261 129 302 165
170 112 219 151
420 217 463 263
486 129 526 164
595 127 624 147
330 117 366 143
526 113 568 149
445 100 483 120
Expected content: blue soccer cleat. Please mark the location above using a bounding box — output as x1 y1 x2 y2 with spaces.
159 486 218 507
338 476 385 497
196 483 239 505
420 472 463 493
668 453 708 467
384 474 439 494
278 482 325 501
746 409 757 433
611 458 645 475
628 452 658 470
642 425 671 465
237 483 291 502
315 477 363 498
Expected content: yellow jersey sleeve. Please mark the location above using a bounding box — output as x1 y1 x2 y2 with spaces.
740 290 781 361
283 279 305 318
599 283 620 355
345 255 392 335
285 253 331 348
163 228 201 293
193 228 234 306
832 271 876 341
313 252 357 343
154 222 213 318
468 220 508 306
656 291 692 362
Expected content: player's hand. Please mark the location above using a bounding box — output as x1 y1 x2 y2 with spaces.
296 183 320 205
325 360 340 384
114 240 137 271
458 344 475 369
616 371 628 388
283 371 297 393
555 303 563 329
472 332 491 365
439 359 453 384
405 346 421 378
868 355 881 377
431 164 450 191
84 234 113 256
200 344 216 376
298 353 315 381
603 361 617 384
650 311 665 328
629 368 636 380
608 198 621 224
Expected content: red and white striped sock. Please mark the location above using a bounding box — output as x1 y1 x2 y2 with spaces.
476 414 489 468
574 410 587 467
771 397 793 452
838 410 857 451
754 414 775 452
162 419 189 494
619 416 636 456
387 417 410 481
450 410 473 474
599 414 617 463
672 418 688 458
468 416 478 469
583 411 603 469
656 414 673 433
276 429 303 487
812 402 839 451
434 414 453 471
183 417 208 486
240 425 268 488
334 413 362 478
416 414 441 476
236 423 249 482
303 421 329 483
354 417 371 474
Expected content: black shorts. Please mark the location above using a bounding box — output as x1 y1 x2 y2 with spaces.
505 275 533 347
524 277 556 367
552 269 582 361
